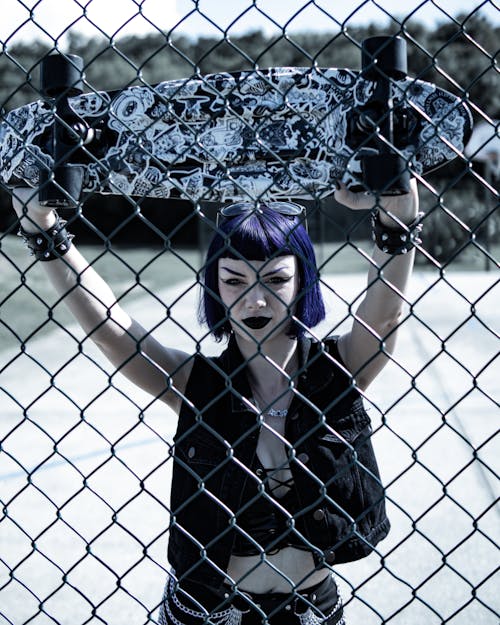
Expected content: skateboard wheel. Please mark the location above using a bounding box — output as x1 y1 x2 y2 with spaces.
361 36 407 80
40 54 84 97
362 153 410 195
62 121 94 146
38 164 84 207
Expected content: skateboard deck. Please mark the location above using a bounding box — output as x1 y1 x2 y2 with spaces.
0 67 472 202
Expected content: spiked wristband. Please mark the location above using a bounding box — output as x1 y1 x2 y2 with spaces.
371 210 424 255
18 215 74 261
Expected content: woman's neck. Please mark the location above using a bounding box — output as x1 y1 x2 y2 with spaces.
234 333 299 393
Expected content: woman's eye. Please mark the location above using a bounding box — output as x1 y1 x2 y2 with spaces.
267 276 290 285
223 278 243 286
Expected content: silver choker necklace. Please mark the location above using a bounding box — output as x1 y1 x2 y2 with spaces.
266 408 288 418
253 399 289 419
252 390 289 419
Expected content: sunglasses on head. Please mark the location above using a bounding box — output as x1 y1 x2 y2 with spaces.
216 201 307 231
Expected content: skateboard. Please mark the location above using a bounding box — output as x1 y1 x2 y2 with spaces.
0 36 473 206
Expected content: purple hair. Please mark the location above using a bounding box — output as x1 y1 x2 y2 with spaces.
199 206 326 341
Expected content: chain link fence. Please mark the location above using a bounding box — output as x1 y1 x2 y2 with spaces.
0 2 499 624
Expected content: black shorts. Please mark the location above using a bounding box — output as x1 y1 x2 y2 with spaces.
159 573 345 625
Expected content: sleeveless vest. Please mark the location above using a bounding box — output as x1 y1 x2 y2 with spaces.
168 336 390 589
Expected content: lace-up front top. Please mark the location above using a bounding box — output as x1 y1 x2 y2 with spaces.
232 453 308 556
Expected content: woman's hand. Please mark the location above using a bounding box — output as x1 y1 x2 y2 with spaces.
12 187 57 233
334 178 419 227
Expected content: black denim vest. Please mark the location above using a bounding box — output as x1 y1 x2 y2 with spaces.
168 336 390 590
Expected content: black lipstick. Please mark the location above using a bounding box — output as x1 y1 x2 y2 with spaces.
242 317 272 329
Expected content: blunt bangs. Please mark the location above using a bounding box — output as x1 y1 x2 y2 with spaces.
199 207 326 341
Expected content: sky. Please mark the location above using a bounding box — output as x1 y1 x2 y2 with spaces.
1 0 498 45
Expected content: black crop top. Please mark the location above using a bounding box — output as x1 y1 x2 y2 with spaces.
232 455 310 556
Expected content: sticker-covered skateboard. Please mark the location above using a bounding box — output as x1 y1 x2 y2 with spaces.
0 36 473 205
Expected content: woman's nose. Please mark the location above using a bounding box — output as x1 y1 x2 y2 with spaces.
245 283 267 309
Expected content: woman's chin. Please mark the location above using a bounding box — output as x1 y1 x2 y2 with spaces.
231 319 293 344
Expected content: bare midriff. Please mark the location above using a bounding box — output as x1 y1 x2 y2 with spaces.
227 548 329 593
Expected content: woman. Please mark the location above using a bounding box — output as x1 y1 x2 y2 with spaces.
12 180 421 625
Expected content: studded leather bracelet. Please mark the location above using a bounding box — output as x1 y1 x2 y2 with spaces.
18 215 74 261
371 210 424 255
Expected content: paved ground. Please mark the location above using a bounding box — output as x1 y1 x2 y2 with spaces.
0 270 498 625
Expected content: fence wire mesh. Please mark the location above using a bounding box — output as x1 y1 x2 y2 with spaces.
0 2 499 625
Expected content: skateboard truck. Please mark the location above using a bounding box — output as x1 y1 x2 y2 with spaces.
351 36 412 195
38 53 89 208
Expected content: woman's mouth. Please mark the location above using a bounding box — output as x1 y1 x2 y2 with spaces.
242 316 272 329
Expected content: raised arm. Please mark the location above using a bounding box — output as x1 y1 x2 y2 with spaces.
335 179 420 390
12 188 193 412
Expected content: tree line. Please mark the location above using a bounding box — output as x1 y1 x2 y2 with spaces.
1 15 498 113
0 14 498 262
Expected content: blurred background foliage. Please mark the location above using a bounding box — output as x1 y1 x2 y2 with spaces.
0 14 498 266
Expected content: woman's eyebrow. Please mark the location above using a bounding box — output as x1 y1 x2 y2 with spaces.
219 266 245 277
261 267 291 277
220 265 292 277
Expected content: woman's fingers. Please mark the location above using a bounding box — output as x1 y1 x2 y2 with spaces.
11 187 57 231
12 187 50 217
334 183 377 210
12 187 37 211
334 179 419 218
